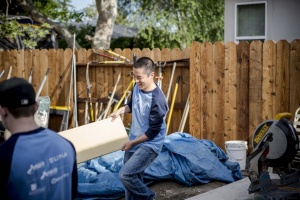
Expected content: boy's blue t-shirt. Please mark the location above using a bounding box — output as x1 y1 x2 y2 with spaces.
127 84 169 154
0 127 77 200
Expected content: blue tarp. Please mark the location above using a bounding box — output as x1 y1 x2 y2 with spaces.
77 132 243 199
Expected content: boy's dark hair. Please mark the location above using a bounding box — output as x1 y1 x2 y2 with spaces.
133 57 155 76
7 105 36 118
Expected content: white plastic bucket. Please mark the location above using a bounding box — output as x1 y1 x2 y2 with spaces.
225 140 248 170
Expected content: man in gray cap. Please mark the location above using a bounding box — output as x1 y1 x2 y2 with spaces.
0 77 78 200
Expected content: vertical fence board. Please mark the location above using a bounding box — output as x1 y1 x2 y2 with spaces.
200 42 213 140
10 50 18 78
16 50 25 78
236 41 249 141
190 42 202 139
224 42 237 141
262 40 276 120
48 49 57 104
141 48 151 59
24 50 33 83
212 42 225 149
77 49 87 126
275 40 290 114
39 49 49 96
113 48 124 99
249 41 263 147
2 51 10 79
290 40 300 114
32 49 40 92
63 49 72 107
169 48 182 133
0 51 3 81
161 48 171 99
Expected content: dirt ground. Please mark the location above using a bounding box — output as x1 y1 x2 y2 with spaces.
118 180 227 200
148 180 227 200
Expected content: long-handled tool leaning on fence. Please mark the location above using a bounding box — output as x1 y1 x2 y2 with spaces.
86 62 94 122
102 49 131 63
0 70 4 79
178 93 190 133
7 66 12 80
166 62 176 102
98 72 122 120
167 76 180 133
28 68 33 83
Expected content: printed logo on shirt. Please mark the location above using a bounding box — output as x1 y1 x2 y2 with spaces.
51 173 69 184
40 167 58 180
27 161 45 175
49 152 68 164
29 183 46 196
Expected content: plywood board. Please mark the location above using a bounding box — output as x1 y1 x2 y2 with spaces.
58 117 128 163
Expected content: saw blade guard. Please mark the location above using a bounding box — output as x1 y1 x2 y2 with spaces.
251 118 299 167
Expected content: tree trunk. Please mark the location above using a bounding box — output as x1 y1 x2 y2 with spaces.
93 0 117 49
15 0 81 48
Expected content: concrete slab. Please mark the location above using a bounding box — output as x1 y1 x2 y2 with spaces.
186 178 254 200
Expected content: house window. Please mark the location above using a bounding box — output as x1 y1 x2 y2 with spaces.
235 2 267 42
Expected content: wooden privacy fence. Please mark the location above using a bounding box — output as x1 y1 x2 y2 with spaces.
0 48 190 135
190 40 300 149
1 39 300 150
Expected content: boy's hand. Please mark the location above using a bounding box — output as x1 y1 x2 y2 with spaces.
109 111 119 122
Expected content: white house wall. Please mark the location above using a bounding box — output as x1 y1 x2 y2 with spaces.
225 0 300 43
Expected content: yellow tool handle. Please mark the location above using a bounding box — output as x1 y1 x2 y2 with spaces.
99 61 125 64
50 106 70 111
167 76 181 133
113 79 134 112
103 49 131 63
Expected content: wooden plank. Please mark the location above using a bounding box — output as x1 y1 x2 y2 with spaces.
55 49 65 106
224 42 237 141
289 39 300 114
48 49 57 104
249 41 263 148
262 40 276 120
212 42 225 149
275 40 290 114
161 48 171 98
181 48 190 134
10 50 18 78
200 42 213 140
77 48 87 126
236 41 249 142
59 117 128 163
189 42 202 139
32 49 40 92
39 49 49 96
24 50 33 83
113 48 124 98
16 49 25 78
170 48 182 134
122 48 134 127
2 51 11 80
141 48 152 59
0 51 4 81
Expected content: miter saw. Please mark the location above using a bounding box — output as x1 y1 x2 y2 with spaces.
246 113 300 198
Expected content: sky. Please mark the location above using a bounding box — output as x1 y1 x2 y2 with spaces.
70 0 94 11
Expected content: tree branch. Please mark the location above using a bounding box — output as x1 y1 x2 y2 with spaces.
16 0 81 48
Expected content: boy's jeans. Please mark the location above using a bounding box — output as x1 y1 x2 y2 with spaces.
119 145 158 200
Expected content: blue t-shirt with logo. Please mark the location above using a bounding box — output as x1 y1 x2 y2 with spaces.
0 127 77 199
127 84 169 154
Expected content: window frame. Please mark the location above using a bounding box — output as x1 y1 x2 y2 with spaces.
234 1 267 42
